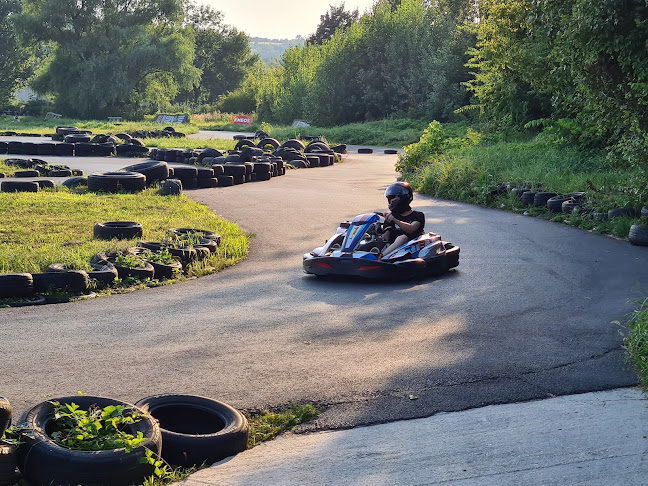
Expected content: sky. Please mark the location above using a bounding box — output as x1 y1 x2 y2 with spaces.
202 0 378 39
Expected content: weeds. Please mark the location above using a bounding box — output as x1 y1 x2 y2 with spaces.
619 299 648 390
244 403 324 448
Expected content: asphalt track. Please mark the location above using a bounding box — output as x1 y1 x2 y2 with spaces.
1 139 646 429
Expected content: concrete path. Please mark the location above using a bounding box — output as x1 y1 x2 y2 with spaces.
183 388 648 486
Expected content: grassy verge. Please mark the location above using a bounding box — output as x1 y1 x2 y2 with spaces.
0 186 248 297
244 403 324 448
397 123 647 238
619 299 648 390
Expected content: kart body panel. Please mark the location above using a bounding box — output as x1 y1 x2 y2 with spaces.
303 212 459 280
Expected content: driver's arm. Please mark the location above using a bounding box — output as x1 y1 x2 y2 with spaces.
384 213 421 236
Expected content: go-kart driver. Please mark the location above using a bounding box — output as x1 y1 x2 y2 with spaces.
381 181 425 256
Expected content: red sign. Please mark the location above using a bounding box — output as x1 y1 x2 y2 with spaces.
231 115 253 126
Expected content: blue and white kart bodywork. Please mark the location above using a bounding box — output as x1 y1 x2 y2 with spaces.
303 212 460 279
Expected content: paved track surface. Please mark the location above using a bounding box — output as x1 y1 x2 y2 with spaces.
0 140 645 429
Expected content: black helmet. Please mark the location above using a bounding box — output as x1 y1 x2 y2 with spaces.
384 181 413 212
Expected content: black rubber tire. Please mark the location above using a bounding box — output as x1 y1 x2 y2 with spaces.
7 142 22 154
253 162 272 174
256 172 271 181
305 141 333 153
532 192 557 207
608 208 637 219
62 176 87 188
113 260 155 281
547 195 572 212
384 149 399 154
288 159 309 169
239 146 264 162
198 177 219 188
155 148 167 161
281 139 305 151
198 147 223 162
49 169 73 177
629 225 648 246
0 273 34 298
211 164 225 176
196 166 215 179
232 174 246 185
561 200 582 214
0 440 18 484
0 397 11 438
148 259 183 280
234 139 256 150
35 179 55 189
14 169 39 177
87 260 118 286
217 175 234 186
87 172 146 193
169 228 221 245
94 221 143 240
134 394 248 468
120 161 169 185
357 147 374 154
179 177 198 190
54 143 74 156
32 269 89 294
160 179 182 196
170 165 198 179
1 180 39 193
224 164 247 176
65 133 91 144
257 138 280 150
305 155 320 167
17 396 161 486
521 191 537 205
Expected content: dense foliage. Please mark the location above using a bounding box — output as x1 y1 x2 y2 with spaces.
246 0 475 126
0 0 33 107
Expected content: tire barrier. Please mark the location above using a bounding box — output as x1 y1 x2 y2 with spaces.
93 221 144 240
17 396 161 486
629 224 648 246
32 269 89 294
357 147 374 154
168 228 221 246
134 394 248 468
87 259 119 286
160 178 182 196
87 172 146 193
120 161 169 185
0 273 34 298
1 180 39 193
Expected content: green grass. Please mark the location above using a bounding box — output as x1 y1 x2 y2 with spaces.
244 403 323 449
265 118 430 147
1 114 431 148
0 186 248 277
141 137 236 151
620 299 648 390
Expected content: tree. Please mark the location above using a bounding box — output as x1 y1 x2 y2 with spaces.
306 3 359 45
0 0 33 108
179 2 258 105
13 0 200 118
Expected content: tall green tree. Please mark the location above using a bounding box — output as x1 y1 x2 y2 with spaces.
0 0 33 108
306 3 359 45
179 2 258 105
13 0 199 118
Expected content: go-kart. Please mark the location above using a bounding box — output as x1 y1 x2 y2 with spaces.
303 212 460 280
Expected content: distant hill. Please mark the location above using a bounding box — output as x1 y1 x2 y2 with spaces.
250 37 305 65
